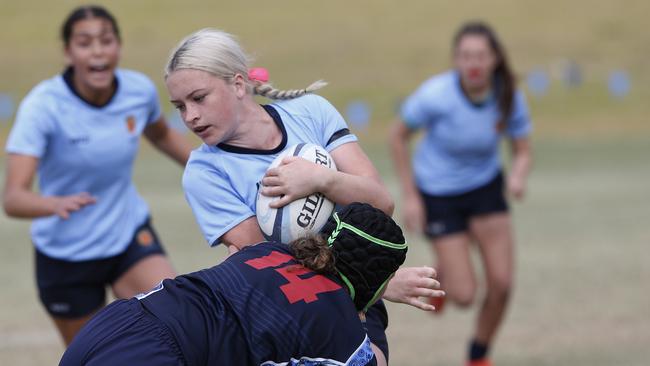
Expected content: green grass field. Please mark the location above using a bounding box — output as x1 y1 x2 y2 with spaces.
1 141 648 365
1 1 649 365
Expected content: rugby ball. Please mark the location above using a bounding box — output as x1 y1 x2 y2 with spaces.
256 143 337 243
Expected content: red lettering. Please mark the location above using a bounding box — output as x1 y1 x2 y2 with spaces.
245 251 342 304
245 251 294 269
276 265 341 303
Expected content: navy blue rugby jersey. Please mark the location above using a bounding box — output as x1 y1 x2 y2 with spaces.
138 241 376 365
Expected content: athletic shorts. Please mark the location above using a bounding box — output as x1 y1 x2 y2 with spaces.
365 300 390 361
60 298 186 366
420 172 508 238
36 219 166 318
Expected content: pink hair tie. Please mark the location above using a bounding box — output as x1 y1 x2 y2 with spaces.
248 67 269 83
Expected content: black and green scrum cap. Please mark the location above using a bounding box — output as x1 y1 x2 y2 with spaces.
320 203 408 313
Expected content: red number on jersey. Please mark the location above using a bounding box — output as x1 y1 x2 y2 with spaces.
245 251 342 304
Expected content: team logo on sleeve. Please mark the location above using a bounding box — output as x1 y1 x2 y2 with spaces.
126 115 136 133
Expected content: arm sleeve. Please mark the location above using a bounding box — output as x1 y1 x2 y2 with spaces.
5 96 52 157
182 163 255 246
311 95 358 152
399 80 438 130
506 91 533 139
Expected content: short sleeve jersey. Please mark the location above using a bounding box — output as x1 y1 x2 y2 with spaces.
138 241 376 365
400 70 532 195
5 68 162 260
182 94 357 246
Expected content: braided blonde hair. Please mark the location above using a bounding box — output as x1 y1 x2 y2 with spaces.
165 28 326 100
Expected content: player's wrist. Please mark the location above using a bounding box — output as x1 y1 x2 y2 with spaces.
316 166 336 195
42 196 62 217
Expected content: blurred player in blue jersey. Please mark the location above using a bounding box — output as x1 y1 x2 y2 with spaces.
389 21 533 366
2 5 192 345
60 203 416 366
163 28 444 362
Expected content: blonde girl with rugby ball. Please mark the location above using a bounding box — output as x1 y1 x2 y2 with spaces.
164 28 444 364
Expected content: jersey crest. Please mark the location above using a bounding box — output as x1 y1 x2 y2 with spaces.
126 115 136 133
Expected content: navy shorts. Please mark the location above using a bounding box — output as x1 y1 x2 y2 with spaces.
36 219 166 319
421 172 508 238
60 298 186 366
365 300 390 361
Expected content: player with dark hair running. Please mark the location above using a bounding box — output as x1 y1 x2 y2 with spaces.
3 5 192 345
389 21 533 366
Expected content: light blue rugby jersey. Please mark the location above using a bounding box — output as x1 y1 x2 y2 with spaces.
5 68 161 261
182 94 357 246
400 70 532 196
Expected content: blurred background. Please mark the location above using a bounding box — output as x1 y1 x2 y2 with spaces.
1 1 648 365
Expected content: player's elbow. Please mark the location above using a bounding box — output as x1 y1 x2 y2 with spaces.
2 187 25 218
369 179 394 216
3 193 18 217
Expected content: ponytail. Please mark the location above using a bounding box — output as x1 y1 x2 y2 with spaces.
289 234 335 274
253 79 327 100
